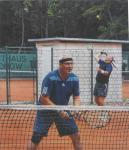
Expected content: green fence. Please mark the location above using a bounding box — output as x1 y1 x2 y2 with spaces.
0 46 37 104
122 51 129 80
0 47 37 78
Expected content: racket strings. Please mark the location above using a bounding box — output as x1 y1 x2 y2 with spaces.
70 110 111 128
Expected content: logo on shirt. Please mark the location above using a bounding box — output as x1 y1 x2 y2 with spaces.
62 83 65 87
42 87 48 95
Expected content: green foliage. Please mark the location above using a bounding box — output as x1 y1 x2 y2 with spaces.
23 0 32 8
47 0 59 16
0 0 128 46
82 5 104 17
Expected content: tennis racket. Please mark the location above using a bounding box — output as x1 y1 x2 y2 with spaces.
111 61 118 70
60 110 111 128
84 110 111 128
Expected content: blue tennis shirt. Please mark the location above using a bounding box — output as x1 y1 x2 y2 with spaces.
96 59 113 84
40 69 80 105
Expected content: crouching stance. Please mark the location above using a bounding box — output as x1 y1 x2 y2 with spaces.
28 56 83 150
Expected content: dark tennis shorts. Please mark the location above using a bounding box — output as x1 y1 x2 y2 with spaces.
33 110 78 137
94 82 108 97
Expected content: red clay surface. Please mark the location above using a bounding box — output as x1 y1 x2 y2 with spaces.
0 80 129 103
0 80 36 102
122 81 129 100
0 110 129 150
0 80 129 149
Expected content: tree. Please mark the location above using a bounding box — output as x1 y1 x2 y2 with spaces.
0 0 128 46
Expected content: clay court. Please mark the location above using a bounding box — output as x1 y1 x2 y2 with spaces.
0 108 129 150
0 80 129 103
0 73 129 150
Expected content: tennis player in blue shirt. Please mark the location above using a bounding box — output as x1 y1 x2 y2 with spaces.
94 52 113 106
28 56 82 150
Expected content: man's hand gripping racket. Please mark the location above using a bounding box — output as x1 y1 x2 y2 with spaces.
59 110 71 120
58 110 87 121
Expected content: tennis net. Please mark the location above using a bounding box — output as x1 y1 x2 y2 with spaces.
0 105 129 150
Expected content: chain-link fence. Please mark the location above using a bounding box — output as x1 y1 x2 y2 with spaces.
0 46 129 105
122 51 129 103
0 46 37 104
37 47 129 105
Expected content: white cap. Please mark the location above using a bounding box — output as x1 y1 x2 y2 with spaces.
59 55 73 64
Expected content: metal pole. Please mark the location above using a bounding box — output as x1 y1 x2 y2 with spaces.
128 0 129 39
32 50 36 104
87 43 94 104
35 47 38 104
51 48 53 71
5 46 10 104
90 49 94 104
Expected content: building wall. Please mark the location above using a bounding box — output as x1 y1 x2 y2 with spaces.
36 42 122 105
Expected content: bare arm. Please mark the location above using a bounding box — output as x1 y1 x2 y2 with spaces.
40 95 71 120
73 96 81 106
97 68 110 76
40 95 55 105
95 53 101 62
40 95 81 106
